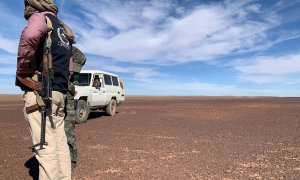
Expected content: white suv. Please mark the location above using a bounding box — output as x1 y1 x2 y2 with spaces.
74 70 125 123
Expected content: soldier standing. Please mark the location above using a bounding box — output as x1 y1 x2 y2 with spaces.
16 0 76 179
64 46 86 169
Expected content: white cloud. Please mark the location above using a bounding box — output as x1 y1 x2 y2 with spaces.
0 35 18 54
141 0 174 21
0 76 21 94
0 53 17 75
129 77 300 96
239 74 286 84
234 53 300 74
232 53 300 84
65 0 298 64
84 57 161 78
0 54 17 65
0 68 16 75
0 2 24 54
0 3 25 31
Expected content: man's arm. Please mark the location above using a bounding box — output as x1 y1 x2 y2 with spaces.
17 13 48 71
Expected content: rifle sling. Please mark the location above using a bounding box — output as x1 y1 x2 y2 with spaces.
34 91 46 107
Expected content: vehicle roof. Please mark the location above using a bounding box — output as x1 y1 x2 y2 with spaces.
80 70 118 77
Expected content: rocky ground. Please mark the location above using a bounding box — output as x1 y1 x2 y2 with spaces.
0 95 299 179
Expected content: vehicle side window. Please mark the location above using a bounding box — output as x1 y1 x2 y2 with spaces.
104 74 112 85
92 75 101 88
112 76 119 86
77 73 92 86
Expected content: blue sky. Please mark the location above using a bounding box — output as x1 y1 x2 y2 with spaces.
0 0 300 96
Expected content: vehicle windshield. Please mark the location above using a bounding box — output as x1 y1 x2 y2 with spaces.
74 73 92 86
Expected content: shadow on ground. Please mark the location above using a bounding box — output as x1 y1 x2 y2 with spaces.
24 156 39 180
87 111 120 122
87 111 108 121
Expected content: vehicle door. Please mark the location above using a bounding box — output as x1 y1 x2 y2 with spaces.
103 74 113 103
112 75 122 101
90 74 106 106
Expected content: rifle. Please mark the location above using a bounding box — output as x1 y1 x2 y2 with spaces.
31 16 53 151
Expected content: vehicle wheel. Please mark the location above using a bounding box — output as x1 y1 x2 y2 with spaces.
106 99 117 116
75 100 90 124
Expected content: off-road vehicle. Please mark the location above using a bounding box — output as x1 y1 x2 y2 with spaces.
74 70 125 123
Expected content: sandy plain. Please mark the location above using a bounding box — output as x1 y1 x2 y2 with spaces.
0 95 299 179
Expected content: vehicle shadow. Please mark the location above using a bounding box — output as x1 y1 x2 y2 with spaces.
87 111 120 122
87 111 108 121
24 156 39 180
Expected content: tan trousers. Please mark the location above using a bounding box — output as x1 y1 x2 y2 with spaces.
23 91 71 180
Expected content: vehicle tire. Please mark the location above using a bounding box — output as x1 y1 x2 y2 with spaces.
106 99 117 116
75 100 90 124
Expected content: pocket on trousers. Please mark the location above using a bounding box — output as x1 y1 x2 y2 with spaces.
22 92 37 120
23 92 37 108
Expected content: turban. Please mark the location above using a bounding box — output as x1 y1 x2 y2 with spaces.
24 0 58 20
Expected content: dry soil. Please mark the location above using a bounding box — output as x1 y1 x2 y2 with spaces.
0 95 299 179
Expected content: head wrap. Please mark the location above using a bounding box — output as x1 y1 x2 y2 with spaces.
24 0 58 20
72 46 86 73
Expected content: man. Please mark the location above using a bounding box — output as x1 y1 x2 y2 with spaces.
92 76 101 88
16 0 75 179
64 46 86 169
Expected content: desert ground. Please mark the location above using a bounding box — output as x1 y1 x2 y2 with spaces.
0 95 299 179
